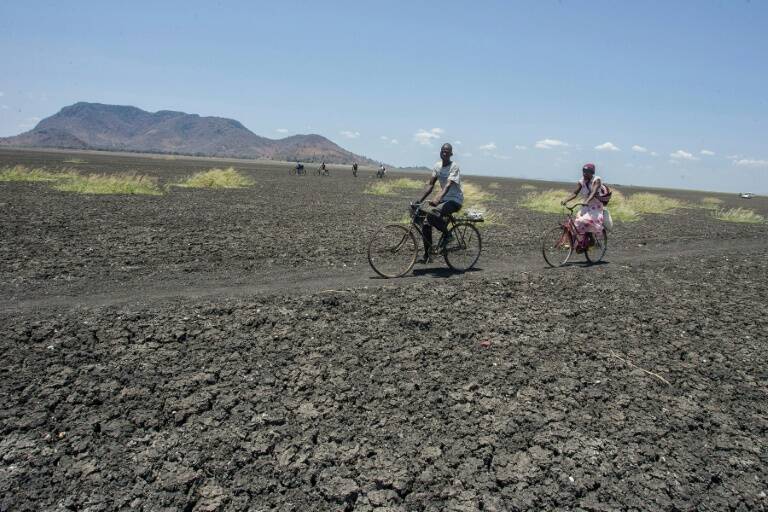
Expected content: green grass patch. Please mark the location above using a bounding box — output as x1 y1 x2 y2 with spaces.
365 177 424 196
697 197 724 210
624 192 685 214
606 190 641 223
462 181 496 203
0 165 65 182
53 173 162 195
712 208 765 224
518 188 663 223
176 167 254 189
519 188 570 214
63 158 87 164
488 182 501 190
520 184 537 191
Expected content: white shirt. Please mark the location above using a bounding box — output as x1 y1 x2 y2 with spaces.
432 161 464 205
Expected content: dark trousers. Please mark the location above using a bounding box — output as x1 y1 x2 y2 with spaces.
422 200 461 254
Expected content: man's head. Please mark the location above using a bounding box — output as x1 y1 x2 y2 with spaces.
440 143 453 162
582 163 596 179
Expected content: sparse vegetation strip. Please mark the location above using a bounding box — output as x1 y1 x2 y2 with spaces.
53 173 163 195
0 165 66 182
518 188 690 223
712 207 765 224
175 167 254 189
365 178 424 196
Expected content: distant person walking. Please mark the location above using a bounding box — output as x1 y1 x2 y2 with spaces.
377 164 387 179
416 143 464 262
353 162 358 177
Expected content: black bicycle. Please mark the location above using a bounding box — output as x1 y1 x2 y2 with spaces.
367 201 483 278
290 164 306 176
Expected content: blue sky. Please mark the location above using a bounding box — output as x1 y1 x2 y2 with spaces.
1 0 767 192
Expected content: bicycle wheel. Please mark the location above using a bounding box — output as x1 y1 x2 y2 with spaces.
541 226 573 267
443 222 482 272
584 229 608 263
367 224 418 278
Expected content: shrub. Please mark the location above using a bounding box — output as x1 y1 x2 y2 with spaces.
698 197 724 209
522 189 686 223
518 189 570 214
53 173 163 195
712 208 765 224
176 167 254 189
365 178 424 196
0 165 63 182
625 193 685 214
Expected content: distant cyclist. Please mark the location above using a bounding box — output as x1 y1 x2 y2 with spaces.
295 162 305 175
561 163 607 247
416 143 464 263
318 161 328 176
377 164 387 179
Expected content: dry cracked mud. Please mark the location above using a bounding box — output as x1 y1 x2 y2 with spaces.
1 149 767 511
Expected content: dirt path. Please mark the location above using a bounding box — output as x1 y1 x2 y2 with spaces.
4 237 763 314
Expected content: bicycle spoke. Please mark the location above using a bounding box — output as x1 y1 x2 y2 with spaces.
367 225 418 278
444 223 481 271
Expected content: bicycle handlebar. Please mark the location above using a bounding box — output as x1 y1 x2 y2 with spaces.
563 202 588 212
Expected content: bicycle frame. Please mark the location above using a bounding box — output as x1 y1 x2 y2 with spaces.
409 203 464 253
560 204 591 251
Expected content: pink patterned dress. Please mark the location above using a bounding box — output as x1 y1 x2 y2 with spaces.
574 176 606 234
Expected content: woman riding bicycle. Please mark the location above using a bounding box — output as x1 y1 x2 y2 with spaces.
561 163 606 248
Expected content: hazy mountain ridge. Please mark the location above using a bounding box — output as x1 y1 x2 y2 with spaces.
0 102 381 165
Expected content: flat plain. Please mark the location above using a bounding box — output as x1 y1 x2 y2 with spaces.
1 148 767 511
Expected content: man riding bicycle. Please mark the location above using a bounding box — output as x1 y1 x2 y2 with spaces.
416 143 464 263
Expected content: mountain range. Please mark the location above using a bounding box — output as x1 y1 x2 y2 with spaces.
0 102 381 165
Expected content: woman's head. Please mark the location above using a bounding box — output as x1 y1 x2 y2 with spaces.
582 163 596 180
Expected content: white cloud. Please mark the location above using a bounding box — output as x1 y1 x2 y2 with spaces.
454 140 462 145
390 139 398 145
700 149 715 156
632 145 648 153
380 136 388 141
460 152 473 158
726 154 741 160
670 150 698 161
276 128 289 134
0 92 4 97
340 130 360 139
0 105 8 110
734 158 768 167
479 142 497 151
492 154 513 160
535 138 569 149
515 145 527 150
380 136 400 145
651 152 659 157
595 142 620 152
414 128 444 146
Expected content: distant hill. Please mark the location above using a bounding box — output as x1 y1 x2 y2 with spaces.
0 102 381 165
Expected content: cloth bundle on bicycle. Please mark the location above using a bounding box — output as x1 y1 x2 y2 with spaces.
603 208 614 230
585 180 612 205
